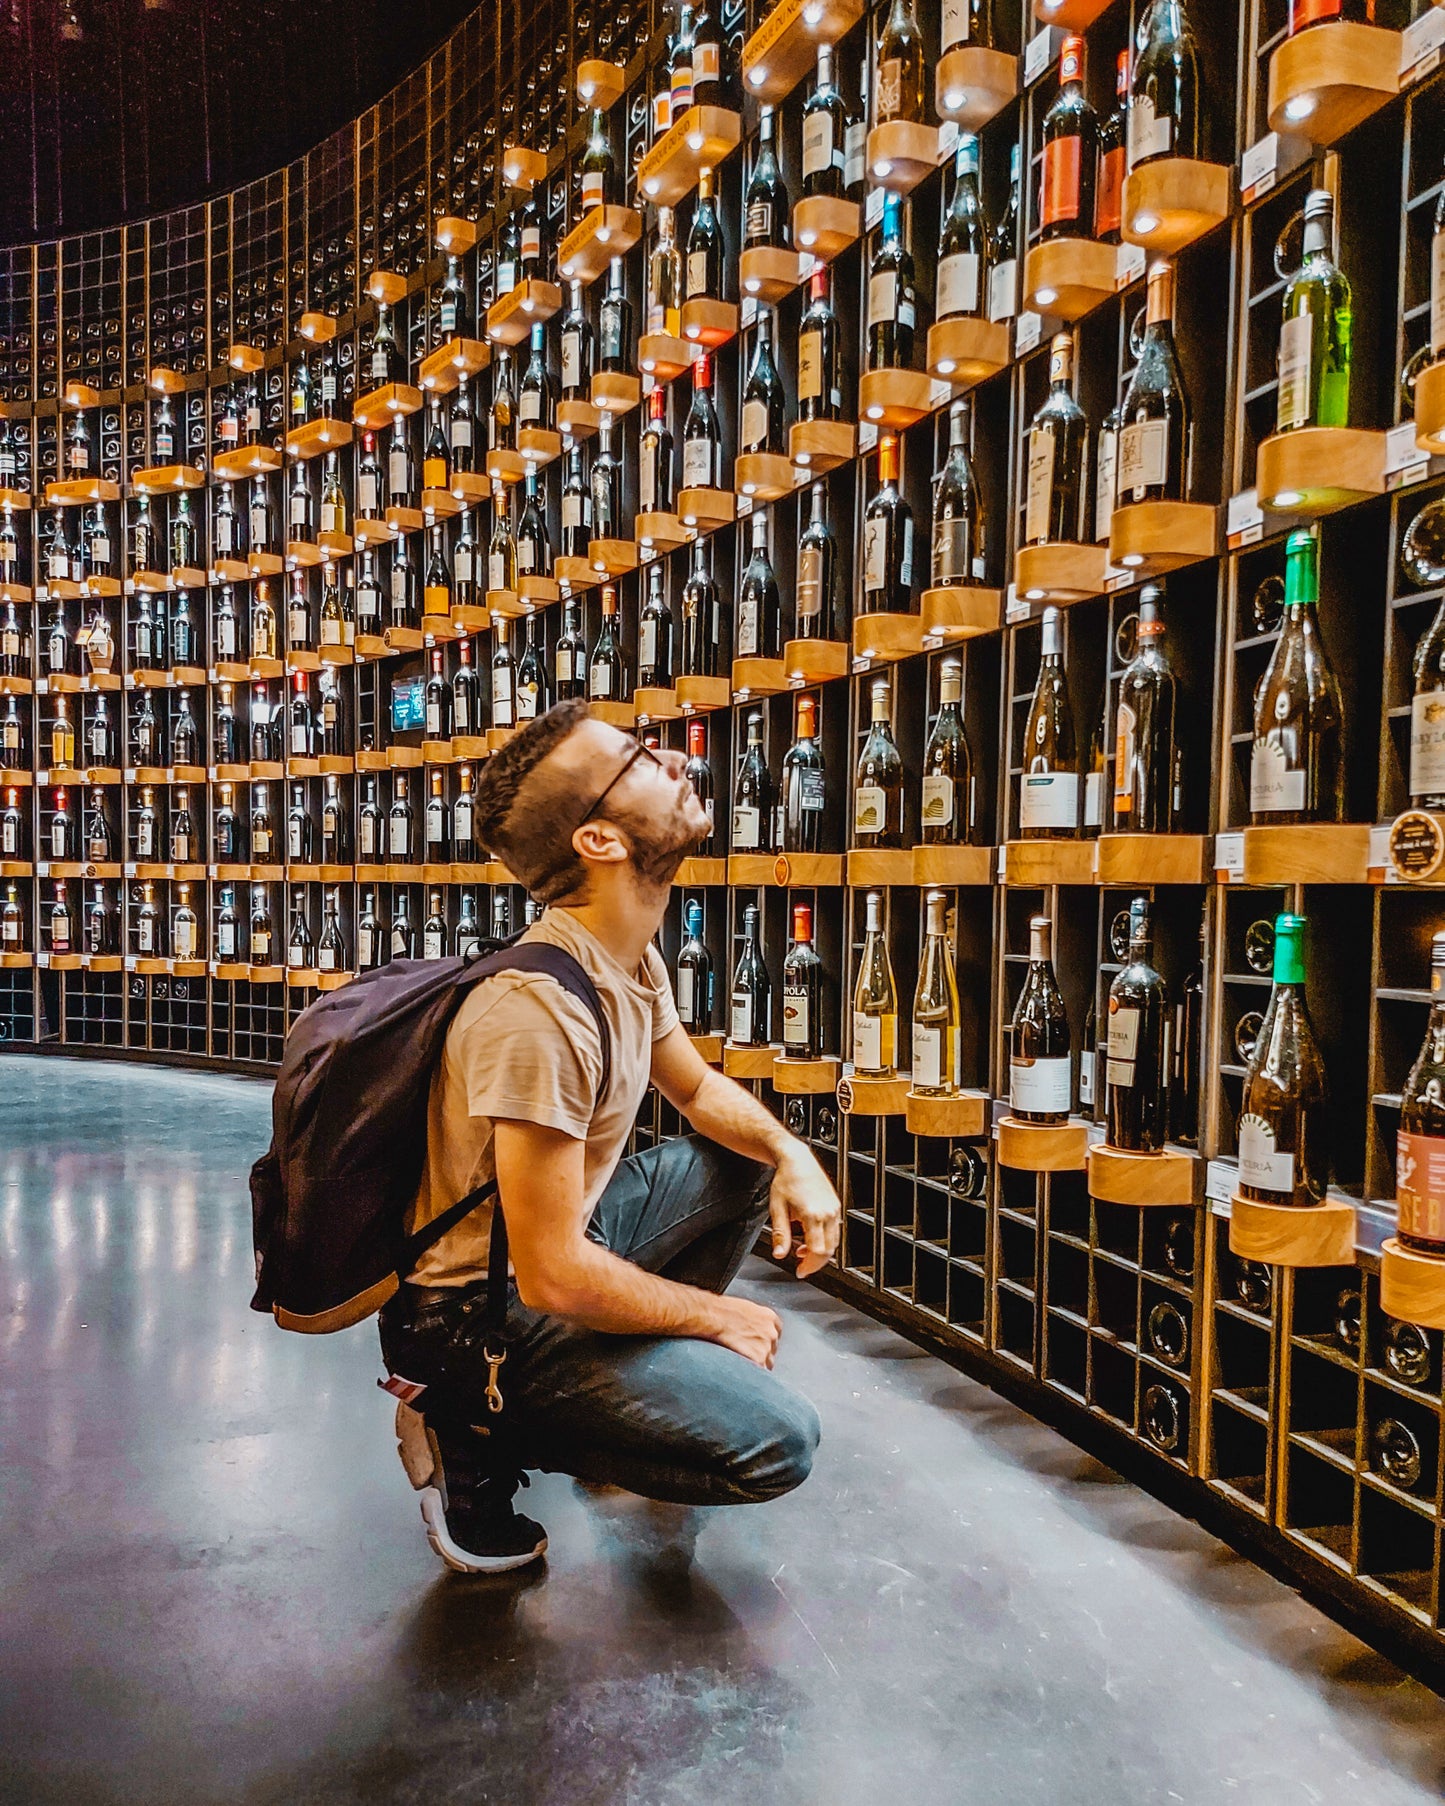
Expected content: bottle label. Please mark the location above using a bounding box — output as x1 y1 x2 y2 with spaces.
454 798 473 841
556 646 573 684
912 1022 943 1089
1095 425 1118 542
682 439 714 489
426 700 442 737
640 617 658 670
868 271 898 327
562 493 585 530
1118 419 1168 497
493 667 513 710
253 929 271 958
798 546 823 619
694 41 719 82
562 332 582 391
1238 1115 1295 1195
863 517 888 594
686 250 710 299
782 982 810 1049
730 990 754 1044
876 59 903 122
588 659 612 700
1041 138 1083 230
937 252 981 322
732 804 762 848
741 397 769 453
1020 770 1079 829
677 964 694 1017
320 617 342 646
254 826 272 855
427 809 446 844
1126 92 1172 170
488 552 508 592
933 516 972 586
798 330 823 402
941 0 971 49
1411 691 1445 796
1433 235 1445 357
1010 1055 1071 1112
746 199 773 244
737 592 760 657
219 922 236 957
452 417 474 449
318 944 336 972
1 821 14 853
922 773 955 832
802 114 834 179
1399 1132 1445 1244
389 817 408 855
854 783 887 834
1104 1001 1141 1087
1277 313 1313 431
389 445 410 493
1078 1048 1096 1106
640 440 658 511
51 819 66 858
138 918 154 952
853 1009 893 1073
1249 736 1307 814
845 120 867 191
518 389 540 425
137 820 154 856
582 172 605 212
1025 428 1057 544
290 493 308 529
1113 699 1138 814
1084 767 1104 829
795 768 826 812
174 917 195 959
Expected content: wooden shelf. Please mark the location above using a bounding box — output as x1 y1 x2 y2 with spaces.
1004 838 1097 886
926 316 1011 390
921 585 1002 641
434 216 478 254
837 1070 911 1114
675 856 728 886
225 344 265 373
518 575 561 607
1031 0 1111 27
385 505 424 534
679 297 739 350
352 383 423 429
789 418 856 474
486 280 563 347
1122 159 1233 257
0 951 31 969
1240 822 1371 884
1380 1238 1445 1330
723 1041 783 1079
1256 427 1387 515
638 106 742 207
734 452 796 501
935 46 1018 129
905 1088 989 1137
589 699 636 728
633 686 682 721
1014 541 1109 606
1229 1193 1358 1267
677 486 736 530
1266 20 1400 145
731 656 789 695
588 537 638 577
1108 501 1218 578
729 852 844 887
590 371 641 416
297 313 337 343
1095 833 1209 885
690 1032 725 1065
554 555 602 592
46 478 119 506
740 246 810 305
740 0 864 103
366 270 407 306
557 399 602 440
1414 360 1445 455
852 612 924 665
782 637 849 685
131 464 204 495
676 674 732 711
635 511 691 552
859 367 938 430
63 381 100 407
638 335 694 380
912 844 993 886
847 848 915 886
1022 237 1118 322
418 337 491 394
502 145 547 189
0 487 29 508
792 196 861 261
1087 1144 1197 1207
772 1054 843 1094
997 1115 1088 1172
576 58 627 107
284 417 352 459
213 445 282 480
866 121 944 195
558 206 644 285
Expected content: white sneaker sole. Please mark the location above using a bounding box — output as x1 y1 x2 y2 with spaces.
418 1487 548 1574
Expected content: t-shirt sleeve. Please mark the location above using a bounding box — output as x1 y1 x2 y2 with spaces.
643 942 681 1042
452 975 605 1140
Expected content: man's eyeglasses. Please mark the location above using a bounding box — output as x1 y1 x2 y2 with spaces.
576 739 665 827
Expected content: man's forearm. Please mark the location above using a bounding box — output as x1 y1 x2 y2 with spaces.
526 1235 727 1338
677 1064 800 1170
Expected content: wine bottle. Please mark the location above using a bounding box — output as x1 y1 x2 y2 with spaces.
491 617 517 728
639 386 674 514
452 639 480 736
1025 334 1088 545
285 781 312 863
796 482 841 642
516 614 546 721
932 399 984 587
453 763 477 859
560 282 593 399
683 717 715 850
802 46 848 200
425 771 450 861
681 353 722 489
391 891 416 959
744 107 790 252
1277 189 1351 433
782 902 825 1060
517 470 550 579
677 899 714 1034
853 676 905 848
681 540 719 675
488 484 517 593
937 134 989 323
796 267 842 424
288 889 314 969
1020 606 1079 838
387 421 413 506
356 889 380 970
439 255 471 336
781 692 827 853
598 259 633 376
1238 913 1331 1207
732 712 774 851
736 511 781 660
136 881 161 956
1010 915 1072 1122
1079 992 1098 1119
0 881 21 951
555 598 587 699
369 303 404 384
489 350 516 453
988 142 1022 323
1104 895 1169 1152
320 774 346 862
581 107 616 213
389 772 414 862
1041 38 1098 243
875 0 927 124
425 647 450 739
1171 917 1205 1147
862 434 915 614
1411 596 1445 809
1113 586 1176 831
588 585 626 701
1130 0 1200 167
520 188 547 283
913 888 962 1096
518 330 550 433
740 312 786 455
250 885 273 965
560 444 593 556
1096 52 1129 246
1398 932 1445 1254
686 171 725 302
317 889 346 973
1117 259 1189 505
647 207 683 339
867 191 916 371
640 563 674 687
730 903 772 1045
922 657 972 845
1249 527 1344 824
852 891 898 1076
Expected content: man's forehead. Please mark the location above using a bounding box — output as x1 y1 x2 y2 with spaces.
553 717 631 773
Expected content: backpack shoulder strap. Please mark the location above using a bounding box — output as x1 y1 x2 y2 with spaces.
464 940 612 1097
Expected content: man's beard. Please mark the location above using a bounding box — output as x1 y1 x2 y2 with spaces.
621 803 707 889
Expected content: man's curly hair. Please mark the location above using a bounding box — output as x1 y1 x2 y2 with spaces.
472 698 595 904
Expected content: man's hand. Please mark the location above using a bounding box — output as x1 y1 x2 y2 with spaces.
704 1294 783 1368
767 1142 842 1279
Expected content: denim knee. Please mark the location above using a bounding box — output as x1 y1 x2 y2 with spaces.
732 1390 821 1501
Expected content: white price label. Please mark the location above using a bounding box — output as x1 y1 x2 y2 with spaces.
857 421 879 454
1213 831 1245 880
1225 488 1263 548
1240 133 1278 201
1387 419 1425 475
1368 820 1393 874
1005 583 1031 624
937 120 959 161
740 295 759 329
1014 311 1043 356
865 187 886 230
1402 6 1445 81
1115 241 1147 289
1024 26 1055 87
1205 1159 1237 1209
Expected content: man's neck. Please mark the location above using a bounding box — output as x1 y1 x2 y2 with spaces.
556 876 669 976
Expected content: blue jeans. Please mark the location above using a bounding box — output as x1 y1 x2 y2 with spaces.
379 1136 821 1507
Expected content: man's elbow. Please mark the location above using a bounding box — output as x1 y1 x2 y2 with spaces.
512 1262 579 1317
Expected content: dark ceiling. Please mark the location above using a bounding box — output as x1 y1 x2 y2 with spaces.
0 0 482 248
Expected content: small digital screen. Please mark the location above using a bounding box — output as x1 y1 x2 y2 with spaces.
390 677 426 733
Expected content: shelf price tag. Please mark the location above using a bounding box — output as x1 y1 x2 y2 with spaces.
857 421 879 454
1213 831 1245 882
1226 488 1263 549
1239 134 1279 203
865 187 886 230
35 861 49 877
1115 241 1147 290
123 861 137 878
1014 311 1043 357
1385 419 1438 492
740 296 759 330
1004 582 1030 624
1023 26 1055 88
1205 1160 1236 1213
1401 6 1445 83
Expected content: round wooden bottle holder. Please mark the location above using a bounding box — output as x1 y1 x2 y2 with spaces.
904 1088 989 1138
1086 1144 1197 1208
1227 1193 1357 1268
836 1072 910 1116
772 1054 841 1095
995 1116 1088 1173
1379 1238 1445 1329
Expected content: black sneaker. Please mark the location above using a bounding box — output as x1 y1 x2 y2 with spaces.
395 1402 548 1575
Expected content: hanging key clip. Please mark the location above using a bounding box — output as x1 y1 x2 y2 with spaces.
483 1340 507 1414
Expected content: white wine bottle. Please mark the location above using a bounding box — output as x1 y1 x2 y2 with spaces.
852 890 898 1076
912 889 961 1096
1009 915 1072 1123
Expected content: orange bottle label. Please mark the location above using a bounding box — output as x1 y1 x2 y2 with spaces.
1398 1131 1445 1244
1041 138 1082 231
1095 144 1124 239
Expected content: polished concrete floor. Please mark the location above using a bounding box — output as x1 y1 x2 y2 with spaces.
3 1057 1445 1806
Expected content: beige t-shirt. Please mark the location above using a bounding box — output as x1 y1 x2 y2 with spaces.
406 908 680 1287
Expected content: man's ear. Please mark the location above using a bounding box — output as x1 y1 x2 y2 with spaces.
572 820 630 866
